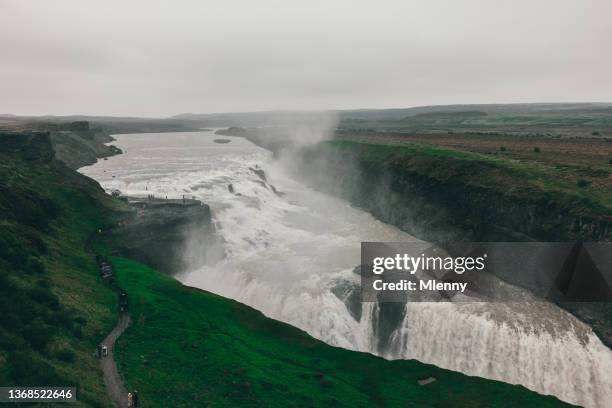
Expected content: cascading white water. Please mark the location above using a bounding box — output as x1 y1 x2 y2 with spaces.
81 130 612 408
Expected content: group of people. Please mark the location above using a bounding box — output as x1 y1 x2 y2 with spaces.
95 344 108 358
127 390 139 407
119 291 129 313
99 259 114 284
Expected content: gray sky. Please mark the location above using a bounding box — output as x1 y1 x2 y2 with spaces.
1 0 611 117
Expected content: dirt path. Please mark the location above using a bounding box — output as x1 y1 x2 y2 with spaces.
87 234 133 407
101 312 131 407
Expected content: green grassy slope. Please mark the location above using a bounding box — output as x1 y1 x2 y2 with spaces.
108 257 570 407
0 133 126 407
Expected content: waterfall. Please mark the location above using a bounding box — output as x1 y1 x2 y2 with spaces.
386 302 612 408
81 130 612 408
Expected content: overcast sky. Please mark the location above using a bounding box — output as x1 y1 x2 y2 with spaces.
1 0 611 117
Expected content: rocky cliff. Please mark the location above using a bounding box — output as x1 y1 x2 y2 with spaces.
108 198 215 275
310 142 611 242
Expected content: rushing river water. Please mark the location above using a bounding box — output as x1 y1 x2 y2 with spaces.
81 130 612 408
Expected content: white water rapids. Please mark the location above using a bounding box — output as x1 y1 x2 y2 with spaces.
81 131 612 407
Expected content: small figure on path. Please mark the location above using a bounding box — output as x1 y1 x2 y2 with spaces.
127 392 133 407
132 390 139 407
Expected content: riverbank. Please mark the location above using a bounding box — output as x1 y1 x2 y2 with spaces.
0 130 573 407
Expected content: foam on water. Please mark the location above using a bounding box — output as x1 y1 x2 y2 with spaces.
81 131 612 408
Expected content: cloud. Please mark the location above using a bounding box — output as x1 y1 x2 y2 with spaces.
1 0 611 116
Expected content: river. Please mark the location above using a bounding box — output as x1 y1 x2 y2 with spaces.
81 130 612 408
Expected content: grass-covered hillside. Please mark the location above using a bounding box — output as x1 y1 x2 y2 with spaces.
0 131 572 407
0 132 122 407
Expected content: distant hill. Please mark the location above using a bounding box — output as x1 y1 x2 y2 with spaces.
171 103 612 134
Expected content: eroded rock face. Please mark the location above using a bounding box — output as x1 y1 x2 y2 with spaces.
111 198 215 274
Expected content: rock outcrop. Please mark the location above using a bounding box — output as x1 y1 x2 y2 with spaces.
109 198 215 275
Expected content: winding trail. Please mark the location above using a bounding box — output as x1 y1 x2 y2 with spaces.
101 311 131 407
87 232 132 408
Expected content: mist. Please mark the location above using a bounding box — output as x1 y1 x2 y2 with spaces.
81 127 612 408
